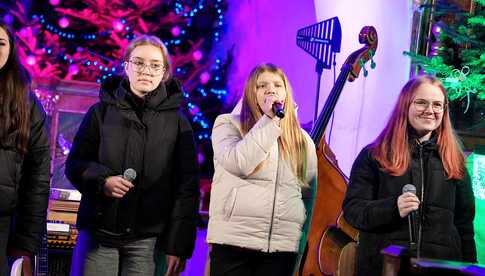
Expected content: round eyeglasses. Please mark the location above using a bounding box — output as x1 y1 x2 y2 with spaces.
128 60 165 75
412 99 446 113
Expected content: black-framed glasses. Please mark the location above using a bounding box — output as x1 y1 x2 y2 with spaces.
128 60 165 75
413 99 446 113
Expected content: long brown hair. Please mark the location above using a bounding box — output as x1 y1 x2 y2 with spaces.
370 75 464 180
0 21 31 154
240 63 308 185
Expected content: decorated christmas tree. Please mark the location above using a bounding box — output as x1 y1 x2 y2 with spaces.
1 0 229 175
405 0 484 132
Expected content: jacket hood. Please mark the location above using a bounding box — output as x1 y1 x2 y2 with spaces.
99 76 185 111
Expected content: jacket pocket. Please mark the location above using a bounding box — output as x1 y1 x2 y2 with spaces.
223 187 238 220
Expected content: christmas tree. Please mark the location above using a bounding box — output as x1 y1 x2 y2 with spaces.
405 0 484 126
2 0 229 175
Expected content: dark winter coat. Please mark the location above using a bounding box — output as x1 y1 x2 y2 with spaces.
0 93 50 253
65 78 200 258
342 137 476 276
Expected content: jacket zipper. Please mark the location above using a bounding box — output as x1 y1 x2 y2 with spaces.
267 156 280 252
418 143 424 258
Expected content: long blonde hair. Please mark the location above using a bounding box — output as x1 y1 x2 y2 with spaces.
240 63 308 186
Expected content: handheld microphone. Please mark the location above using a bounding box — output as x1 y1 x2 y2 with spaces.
272 102 285 119
123 168 137 182
402 184 418 250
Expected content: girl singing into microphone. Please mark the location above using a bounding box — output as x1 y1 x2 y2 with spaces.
342 75 476 275
207 63 318 276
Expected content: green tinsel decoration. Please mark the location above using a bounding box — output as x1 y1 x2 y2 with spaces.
405 0 485 107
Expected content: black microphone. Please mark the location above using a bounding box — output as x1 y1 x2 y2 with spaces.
123 168 137 182
272 102 285 119
402 184 418 251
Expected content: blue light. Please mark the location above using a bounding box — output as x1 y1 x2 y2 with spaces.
93 61 98 65
86 61 91 65
99 65 103 70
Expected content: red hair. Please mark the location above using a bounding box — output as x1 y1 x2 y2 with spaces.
370 75 464 180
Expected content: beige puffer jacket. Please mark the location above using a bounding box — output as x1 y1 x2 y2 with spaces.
207 111 317 253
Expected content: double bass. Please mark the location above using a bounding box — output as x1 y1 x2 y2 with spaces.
298 26 378 276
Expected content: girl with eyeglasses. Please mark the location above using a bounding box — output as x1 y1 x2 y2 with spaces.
342 75 477 275
66 35 199 276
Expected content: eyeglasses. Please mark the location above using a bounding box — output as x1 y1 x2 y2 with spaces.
412 99 446 113
128 60 165 75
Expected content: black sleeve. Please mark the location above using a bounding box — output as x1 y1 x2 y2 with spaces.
65 104 115 196
342 147 401 231
161 112 200 259
454 170 477 262
9 95 50 253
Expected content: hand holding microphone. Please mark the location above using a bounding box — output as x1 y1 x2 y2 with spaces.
399 184 420 248
397 184 420 218
272 102 285 119
262 95 285 119
103 168 136 198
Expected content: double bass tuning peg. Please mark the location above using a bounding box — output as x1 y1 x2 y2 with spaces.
359 58 369 77
369 49 376 69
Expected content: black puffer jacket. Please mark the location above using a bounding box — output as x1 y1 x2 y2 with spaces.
343 137 476 276
0 93 50 253
65 78 200 258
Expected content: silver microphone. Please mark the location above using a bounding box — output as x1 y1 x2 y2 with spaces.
402 184 418 250
123 168 137 182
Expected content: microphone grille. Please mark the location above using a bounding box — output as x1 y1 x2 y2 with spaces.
123 168 137 182
402 184 416 194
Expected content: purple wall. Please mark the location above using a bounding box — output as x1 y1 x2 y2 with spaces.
220 0 318 126
314 1 413 175
221 0 413 176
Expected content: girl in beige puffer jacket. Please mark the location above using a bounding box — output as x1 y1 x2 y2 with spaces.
207 63 317 276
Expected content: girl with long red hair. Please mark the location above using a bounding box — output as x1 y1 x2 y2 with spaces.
343 75 476 275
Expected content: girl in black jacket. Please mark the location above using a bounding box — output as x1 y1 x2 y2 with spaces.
343 75 476 275
0 21 50 275
66 35 199 276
